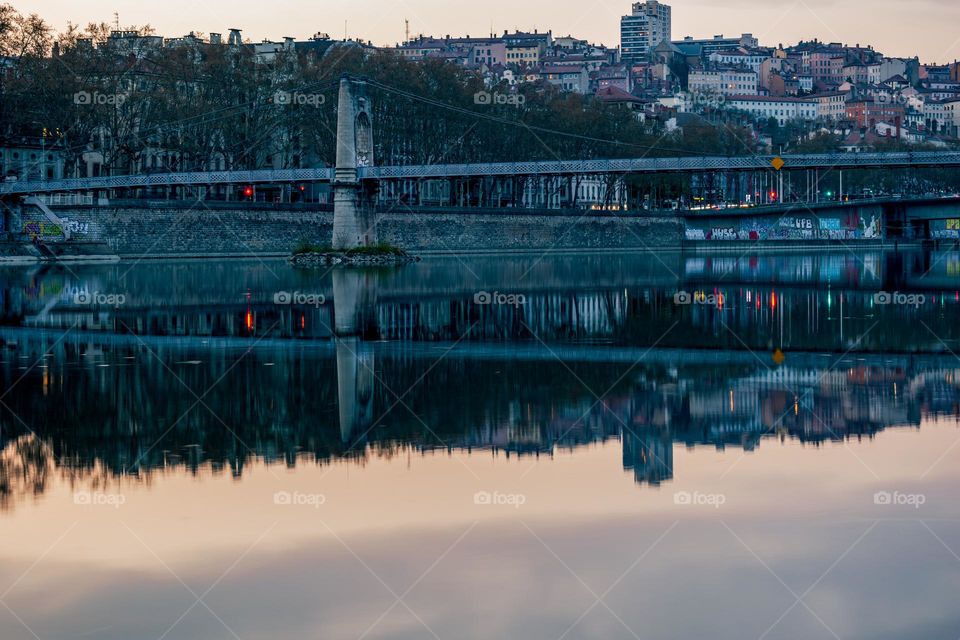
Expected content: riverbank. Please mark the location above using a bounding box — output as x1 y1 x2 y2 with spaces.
10 203 954 261
16 205 683 258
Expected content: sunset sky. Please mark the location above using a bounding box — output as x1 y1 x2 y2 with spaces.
10 0 960 63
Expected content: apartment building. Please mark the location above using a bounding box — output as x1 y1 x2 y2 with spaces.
621 1 672 65
688 67 759 97
727 95 817 125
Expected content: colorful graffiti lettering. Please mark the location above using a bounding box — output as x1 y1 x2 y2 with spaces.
710 228 738 240
59 218 90 234
22 219 66 238
686 211 884 241
779 217 814 230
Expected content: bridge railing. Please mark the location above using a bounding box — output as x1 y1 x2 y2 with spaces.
4 152 960 196
363 152 960 179
0 168 336 197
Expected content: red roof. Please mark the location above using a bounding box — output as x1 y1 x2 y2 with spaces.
595 86 644 104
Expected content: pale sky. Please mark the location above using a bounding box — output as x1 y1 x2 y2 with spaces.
10 0 960 63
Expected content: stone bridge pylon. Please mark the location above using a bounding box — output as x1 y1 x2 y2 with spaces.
332 75 378 250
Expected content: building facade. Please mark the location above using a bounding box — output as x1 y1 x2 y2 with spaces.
689 67 759 97
845 99 905 128
813 92 849 121
727 96 817 125
621 1 672 66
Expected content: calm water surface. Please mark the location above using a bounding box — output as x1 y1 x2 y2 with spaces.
1 250 960 639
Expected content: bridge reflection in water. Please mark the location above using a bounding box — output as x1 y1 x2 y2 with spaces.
0 251 959 509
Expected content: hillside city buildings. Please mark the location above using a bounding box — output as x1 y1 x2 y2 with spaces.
390 1 960 149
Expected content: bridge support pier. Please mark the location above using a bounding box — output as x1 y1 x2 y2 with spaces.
332 76 377 250
332 269 379 443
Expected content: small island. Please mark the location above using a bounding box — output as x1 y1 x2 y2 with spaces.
290 242 420 267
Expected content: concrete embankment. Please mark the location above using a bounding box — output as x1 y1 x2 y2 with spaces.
23 205 684 258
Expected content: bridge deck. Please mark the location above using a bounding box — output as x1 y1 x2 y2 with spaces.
4 151 960 196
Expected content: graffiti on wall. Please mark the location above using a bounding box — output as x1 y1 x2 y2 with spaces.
59 218 90 235
931 219 960 240
22 217 89 239
23 221 65 238
685 211 883 241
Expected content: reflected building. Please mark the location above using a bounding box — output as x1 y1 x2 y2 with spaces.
623 428 674 485
2 250 960 354
0 333 958 509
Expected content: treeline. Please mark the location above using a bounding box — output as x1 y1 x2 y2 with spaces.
0 4 760 177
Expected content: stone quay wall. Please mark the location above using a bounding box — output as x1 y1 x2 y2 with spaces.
34 205 683 257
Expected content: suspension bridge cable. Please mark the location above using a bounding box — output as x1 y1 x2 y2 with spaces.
363 78 733 158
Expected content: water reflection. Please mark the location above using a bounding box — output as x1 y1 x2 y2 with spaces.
1 250 959 509
1 251 958 352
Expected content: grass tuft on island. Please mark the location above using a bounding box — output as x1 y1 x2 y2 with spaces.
290 242 419 267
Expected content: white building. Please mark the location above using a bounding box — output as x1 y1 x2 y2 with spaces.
688 67 758 97
943 98 960 133
878 58 910 83
923 100 949 133
540 66 590 93
672 34 759 57
812 92 849 121
1 137 67 182
105 30 164 58
708 49 771 74
252 37 296 64
727 95 817 125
